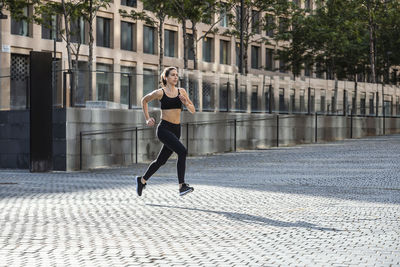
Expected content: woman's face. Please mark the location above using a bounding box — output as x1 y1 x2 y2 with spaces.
166 69 178 86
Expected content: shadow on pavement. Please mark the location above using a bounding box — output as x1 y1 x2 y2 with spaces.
147 203 340 232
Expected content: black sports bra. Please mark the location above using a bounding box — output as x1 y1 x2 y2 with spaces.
160 88 183 110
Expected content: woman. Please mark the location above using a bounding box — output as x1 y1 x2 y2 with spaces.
136 67 196 197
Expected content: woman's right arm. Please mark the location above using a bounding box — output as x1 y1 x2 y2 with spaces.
141 89 162 126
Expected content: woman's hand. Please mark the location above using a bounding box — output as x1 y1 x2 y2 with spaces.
179 94 189 106
146 117 156 127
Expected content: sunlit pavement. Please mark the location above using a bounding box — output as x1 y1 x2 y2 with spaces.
1 134 399 266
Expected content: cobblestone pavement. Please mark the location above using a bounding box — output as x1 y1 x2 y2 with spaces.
0 135 400 266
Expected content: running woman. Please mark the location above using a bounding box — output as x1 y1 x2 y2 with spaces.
136 67 196 197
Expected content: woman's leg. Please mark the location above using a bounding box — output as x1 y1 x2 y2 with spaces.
142 145 173 181
157 127 187 184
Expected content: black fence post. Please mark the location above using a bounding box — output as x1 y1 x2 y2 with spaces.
128 74 132 109
186 123 189 154
226 80 231 112
276 115 279 147
308 87 311 115
383 104 386 135
69 70 74 107
376 91 379 117
350 110 353 139
79 132 82 170
135 127 138 164
315 112 318 143
234 119 237 152
63 71 67 108
269 84 273 114
343 90 347 116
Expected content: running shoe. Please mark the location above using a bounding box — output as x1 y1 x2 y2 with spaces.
179 183 194 196
136 176 146 196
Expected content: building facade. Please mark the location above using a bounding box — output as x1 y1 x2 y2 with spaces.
0 0 399 115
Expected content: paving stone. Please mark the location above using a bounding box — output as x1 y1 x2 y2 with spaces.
0 134 399 266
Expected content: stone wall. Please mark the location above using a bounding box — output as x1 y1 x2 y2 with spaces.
67 108 400 171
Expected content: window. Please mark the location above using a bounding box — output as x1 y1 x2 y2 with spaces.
220 3 229 27
310 88 315 113
300 89 306 113
251 46 260 69
278 51 287 73
279 17 289 34
42 15 61 41
251 85 258 112
143 26 156 54
279 88 285 112
331 95 336 113
121 0 137 7
251 10 260 34
290 88 296 112
266 15 274 37
265 48 274 71
188 34 195 60
120 66 136 106
121 21 135 51
369 93 374 115
11 7 29 36
71 17 86 44
96 17 111 48
203 37 213 63
164 30 176 57
305 0 312 10
236 44 240 67
320 89 326 113
305 63 312 77
360 92 366 115
220 40 230 65
143 69 159 108
316 62 324 79
96 63 113 101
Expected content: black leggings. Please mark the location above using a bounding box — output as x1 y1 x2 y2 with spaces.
143 120 187 184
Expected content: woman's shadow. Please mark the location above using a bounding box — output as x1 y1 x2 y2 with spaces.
147 203 340 231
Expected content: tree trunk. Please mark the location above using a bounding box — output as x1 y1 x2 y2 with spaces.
182 20 188 70
192 23 198 70
158 16 164 76
62 0 73 71
239 0 244 74
368 9 376 84
88 0 93 101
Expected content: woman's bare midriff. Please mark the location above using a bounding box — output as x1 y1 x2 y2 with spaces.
160 109 182 124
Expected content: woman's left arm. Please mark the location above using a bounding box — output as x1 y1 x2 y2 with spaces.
179 88 196 114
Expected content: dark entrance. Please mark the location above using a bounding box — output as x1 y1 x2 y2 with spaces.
29 51 53 172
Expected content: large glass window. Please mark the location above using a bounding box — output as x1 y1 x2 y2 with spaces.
278 51 287 73
143 26 156 54
164 30 176 57
188 34 195 60
121 0 137 7
96 63 113 101
290 88 296 112
71 17 86 44
279 88 285 112
251 10 260 34
251 46 260 69
360 92 366 115
11 7 29 36
143 69 159 108
220 3 229 27
265 48 274 71
251 85 258 112
96 17 111 48
220 40 230 65
266 15 274 37
120 66 136 107
369 93 375 115
121 21 135 51
42 15 61 41
203 37 213 62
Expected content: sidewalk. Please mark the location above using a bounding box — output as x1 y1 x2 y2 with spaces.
0 135 399 266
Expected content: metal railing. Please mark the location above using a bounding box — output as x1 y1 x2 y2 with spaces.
78 112 400 170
